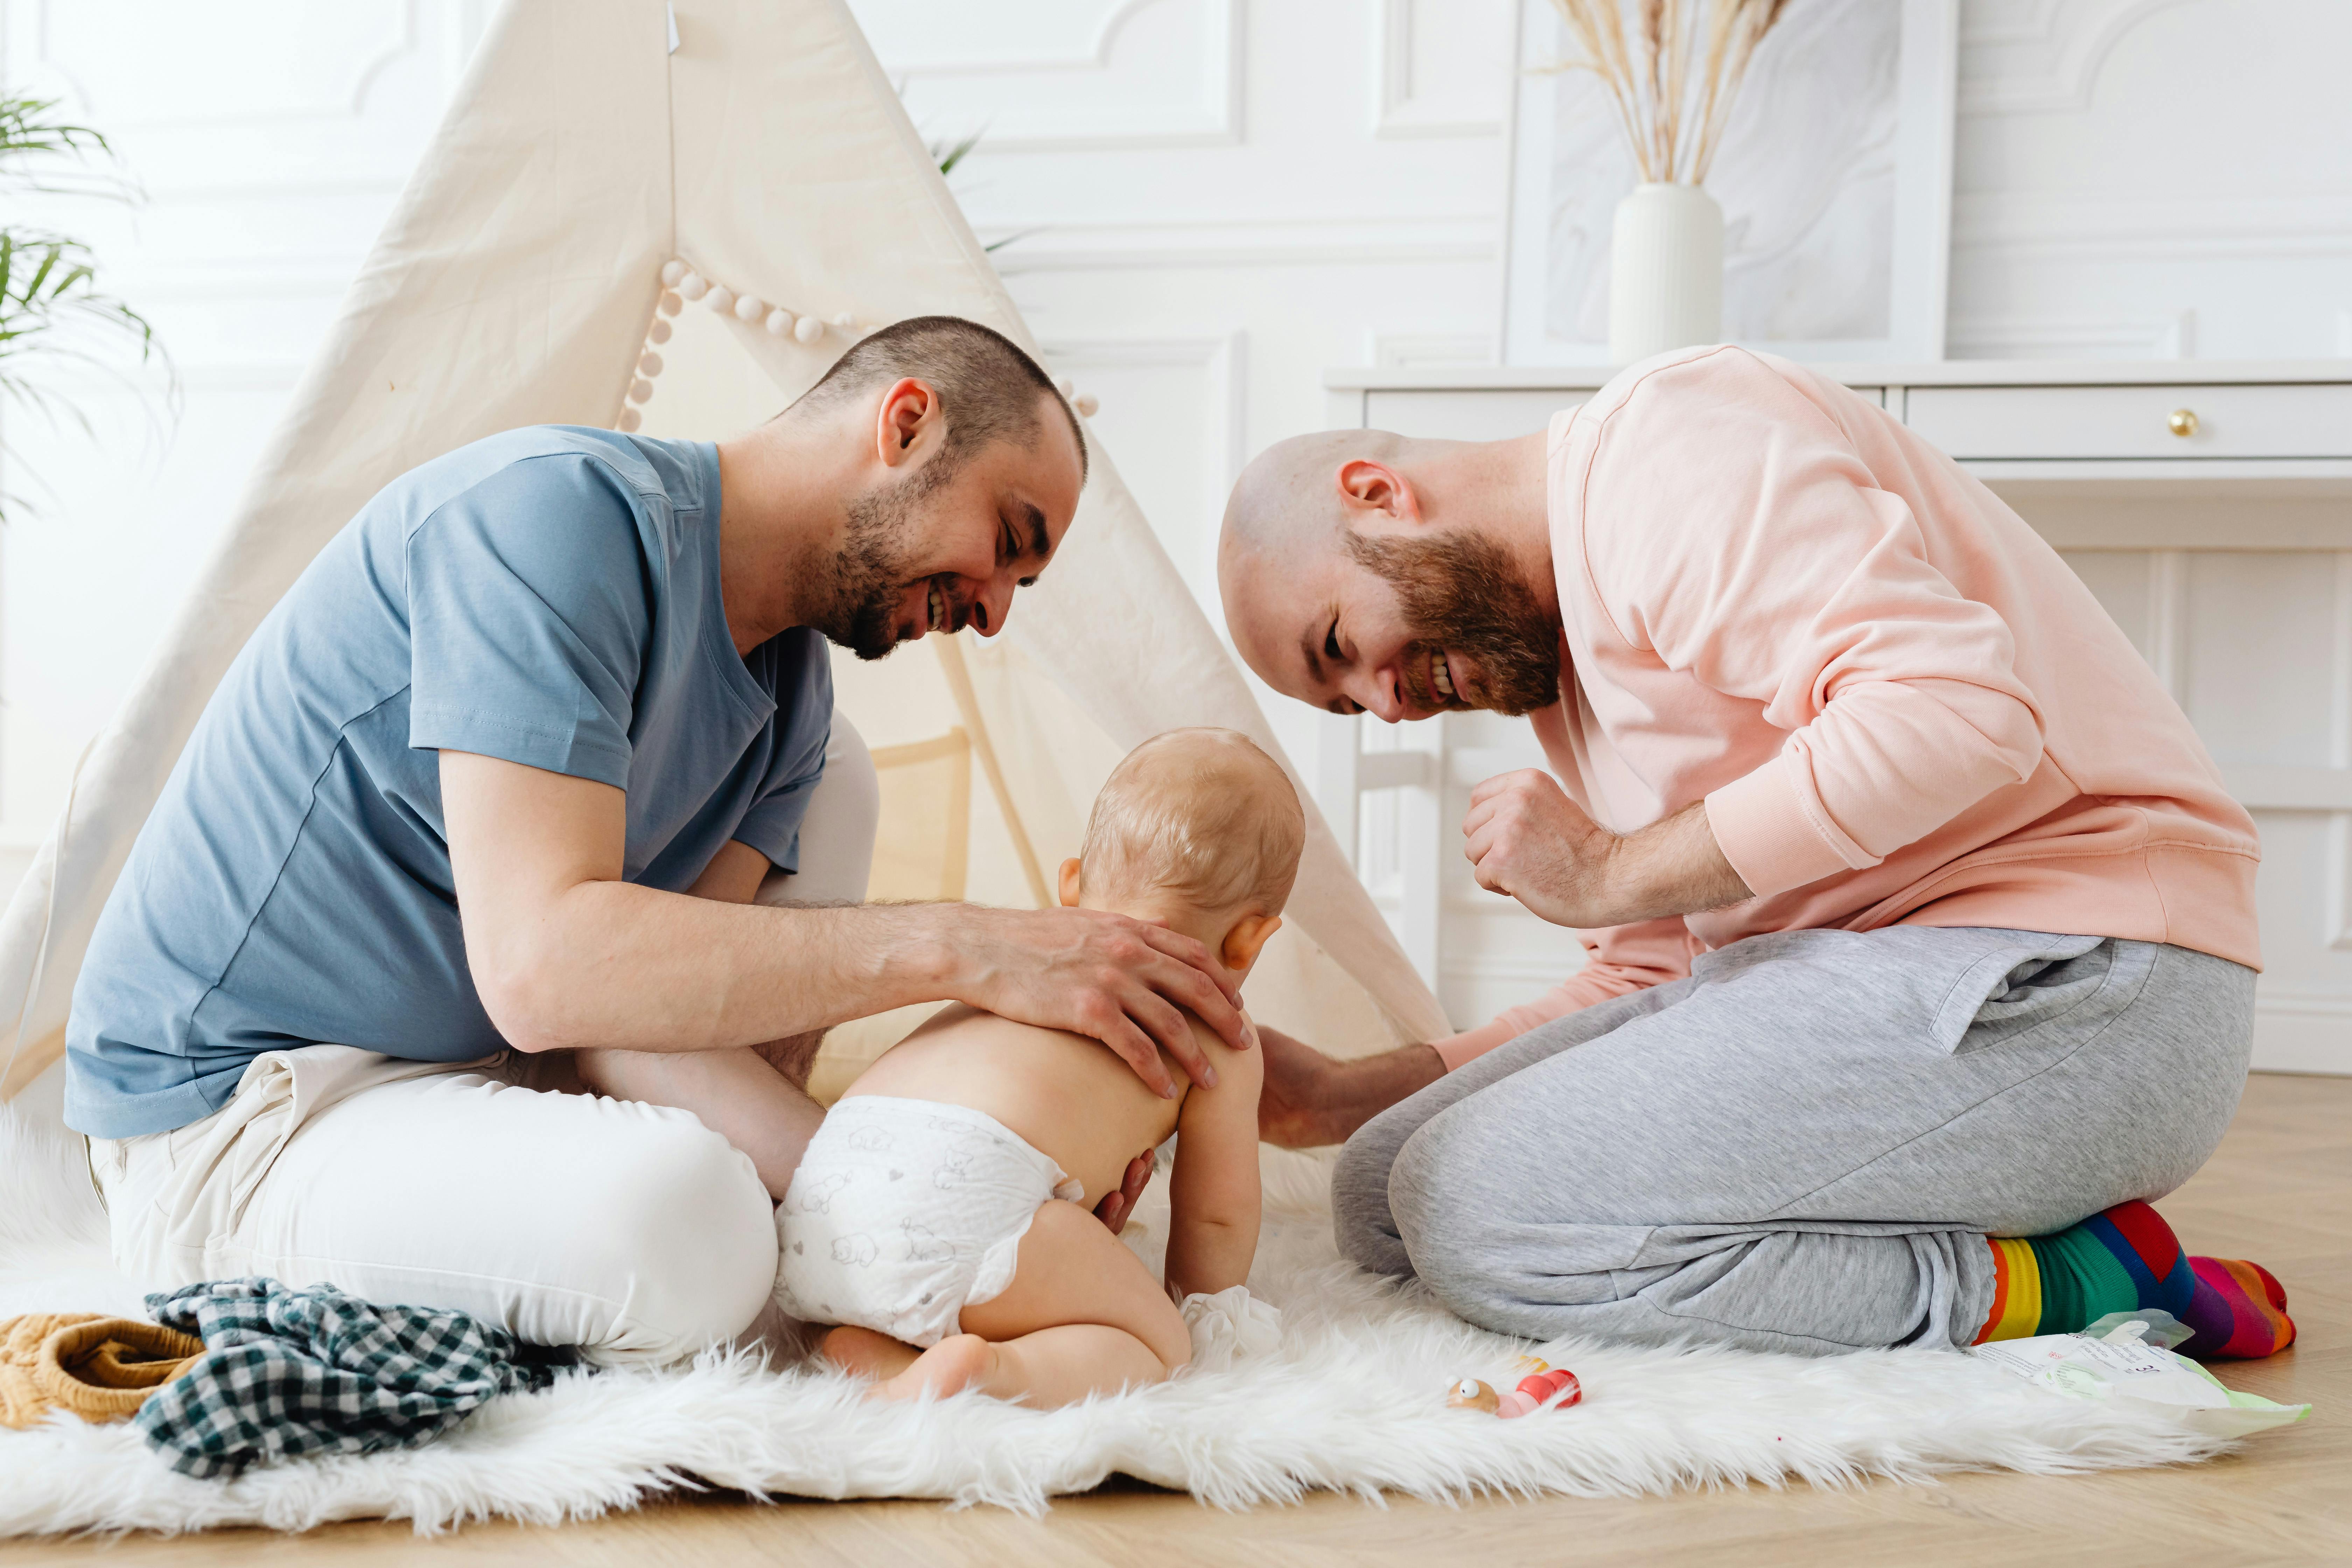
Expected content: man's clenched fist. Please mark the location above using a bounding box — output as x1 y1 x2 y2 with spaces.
1461 770 1752 930
1461 769 1616 927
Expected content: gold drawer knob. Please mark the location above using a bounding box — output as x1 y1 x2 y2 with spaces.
2168 408 2199 438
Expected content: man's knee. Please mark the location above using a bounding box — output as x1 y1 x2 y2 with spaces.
570 1107 777 1363
1388 1108 1516 1289
1331 1124 1410 1273
759 709 878 907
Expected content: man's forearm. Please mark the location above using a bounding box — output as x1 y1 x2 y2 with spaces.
488 886 957 1055
1259 1027 1444 1147
1596 800 1752 926
1331 1044 1446 1134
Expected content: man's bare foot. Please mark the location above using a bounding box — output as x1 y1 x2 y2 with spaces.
874 1333 996 1402
820 1325 921 1382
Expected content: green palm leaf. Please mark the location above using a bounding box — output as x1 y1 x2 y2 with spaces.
0 93 173 522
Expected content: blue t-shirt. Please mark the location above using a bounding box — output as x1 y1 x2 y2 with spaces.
64 427 832 1138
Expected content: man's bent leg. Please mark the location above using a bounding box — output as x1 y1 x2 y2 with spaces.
574 709 881 1196
1332 980 1691 1280
756 709 879 910
572 1045 823 1200
1379 929 2252 1354
94 1046 777 1366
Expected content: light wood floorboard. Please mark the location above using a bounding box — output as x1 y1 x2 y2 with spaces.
6 1072 2344 1566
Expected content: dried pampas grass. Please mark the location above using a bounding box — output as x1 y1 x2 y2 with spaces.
1545 0 1789 184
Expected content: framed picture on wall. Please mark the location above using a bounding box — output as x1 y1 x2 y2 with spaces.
1499 0 1959 367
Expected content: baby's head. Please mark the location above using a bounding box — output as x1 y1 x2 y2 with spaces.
1059 727 1306 979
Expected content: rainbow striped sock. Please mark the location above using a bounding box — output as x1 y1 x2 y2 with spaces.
2184 1256 2297 1359
1973 1200 2295 1359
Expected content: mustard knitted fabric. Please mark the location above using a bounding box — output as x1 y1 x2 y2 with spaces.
0 1313 205 1429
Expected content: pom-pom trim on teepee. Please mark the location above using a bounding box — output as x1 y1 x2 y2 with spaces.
614 259 1100 434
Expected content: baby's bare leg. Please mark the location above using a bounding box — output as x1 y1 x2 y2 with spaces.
573 1039 825 1201
820 1325 923 1381
877 1199 1191 1407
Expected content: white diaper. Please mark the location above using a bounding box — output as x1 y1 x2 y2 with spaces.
774 1096 1084 1348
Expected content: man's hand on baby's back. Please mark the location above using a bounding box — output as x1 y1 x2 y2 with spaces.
943 906 1255 1098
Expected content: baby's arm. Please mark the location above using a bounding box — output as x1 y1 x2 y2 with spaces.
1163 1021 1265 1301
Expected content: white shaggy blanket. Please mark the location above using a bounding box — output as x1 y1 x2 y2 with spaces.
0 1106 2232 1536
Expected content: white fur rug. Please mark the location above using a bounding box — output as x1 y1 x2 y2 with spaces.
0 1105 2233 1538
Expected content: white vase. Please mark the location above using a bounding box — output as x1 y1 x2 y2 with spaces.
1607 182 1724 366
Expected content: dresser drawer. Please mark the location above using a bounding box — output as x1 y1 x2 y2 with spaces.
1904 383 2352 461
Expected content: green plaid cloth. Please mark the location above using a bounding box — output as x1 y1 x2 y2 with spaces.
134 1279 570 1478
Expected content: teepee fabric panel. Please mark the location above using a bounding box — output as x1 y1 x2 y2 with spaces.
1 0 672 1094
660 0 1448 1045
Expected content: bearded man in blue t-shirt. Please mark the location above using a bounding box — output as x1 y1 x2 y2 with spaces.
66 316 1251 1363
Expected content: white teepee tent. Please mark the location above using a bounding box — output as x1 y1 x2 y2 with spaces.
0 0 1446 1110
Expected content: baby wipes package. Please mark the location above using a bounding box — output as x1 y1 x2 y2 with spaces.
1969 1312 2310 1439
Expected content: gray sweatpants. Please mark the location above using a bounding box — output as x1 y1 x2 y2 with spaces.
1335 927 2254 1355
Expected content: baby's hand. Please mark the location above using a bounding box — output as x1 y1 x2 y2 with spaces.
1093 1148 1156 1235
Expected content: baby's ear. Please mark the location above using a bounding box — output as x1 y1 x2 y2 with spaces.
1057 858 1085 908
1220 912 1282 975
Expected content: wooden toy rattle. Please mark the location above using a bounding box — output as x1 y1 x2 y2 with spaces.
1445 1358 1582 1418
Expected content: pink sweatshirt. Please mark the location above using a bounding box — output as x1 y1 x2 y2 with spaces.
1433 346 2260 1071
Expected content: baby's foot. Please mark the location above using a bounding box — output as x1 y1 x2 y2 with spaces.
874 1333 996 1402
820 1325 920 1382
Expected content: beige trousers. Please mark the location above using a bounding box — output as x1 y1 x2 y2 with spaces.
85 713 880 1367
88 1045 779 1366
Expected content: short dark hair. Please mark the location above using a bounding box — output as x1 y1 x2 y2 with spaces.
791 314 1087 486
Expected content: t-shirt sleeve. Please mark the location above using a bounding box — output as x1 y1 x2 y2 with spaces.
406 454 654 788
725 629 835 875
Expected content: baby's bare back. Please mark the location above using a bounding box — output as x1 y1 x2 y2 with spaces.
842 1005 1202 1207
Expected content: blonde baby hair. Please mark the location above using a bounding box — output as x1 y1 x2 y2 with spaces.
1077 727 1304 917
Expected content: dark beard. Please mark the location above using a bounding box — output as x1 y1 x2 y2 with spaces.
810 466 944 662
1343 528 1560 715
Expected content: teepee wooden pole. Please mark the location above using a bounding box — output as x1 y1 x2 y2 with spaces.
930 631 1054 909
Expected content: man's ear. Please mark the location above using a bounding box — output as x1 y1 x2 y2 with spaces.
1057 857 1084 909
875 376 939 468
1219 912 1282 976
1334 458 1419 525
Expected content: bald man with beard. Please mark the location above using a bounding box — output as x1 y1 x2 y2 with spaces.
1218 345 2291 1360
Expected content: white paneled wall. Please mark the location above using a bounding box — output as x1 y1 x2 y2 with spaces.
2066 548 2352 1072
1951 0 2352 359
3 1 2349 1062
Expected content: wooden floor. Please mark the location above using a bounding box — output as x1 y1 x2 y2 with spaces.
6 1072 2345 1567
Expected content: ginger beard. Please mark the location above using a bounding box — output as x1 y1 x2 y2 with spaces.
1343 527 1561 715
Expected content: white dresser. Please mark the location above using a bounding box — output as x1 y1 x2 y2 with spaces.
1320 360 2352 1074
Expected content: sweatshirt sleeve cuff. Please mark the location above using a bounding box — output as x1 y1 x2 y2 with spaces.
1704 754 1872 900
1432 1017 1522 1073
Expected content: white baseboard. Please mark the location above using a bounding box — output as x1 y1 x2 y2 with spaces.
2252 997 2352 1076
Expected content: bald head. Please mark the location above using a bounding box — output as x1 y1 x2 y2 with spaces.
1216 430 1409 711
1217 425 1563 721
1219 430 1401 576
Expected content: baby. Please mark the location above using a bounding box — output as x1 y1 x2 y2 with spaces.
776 726 1302 1407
